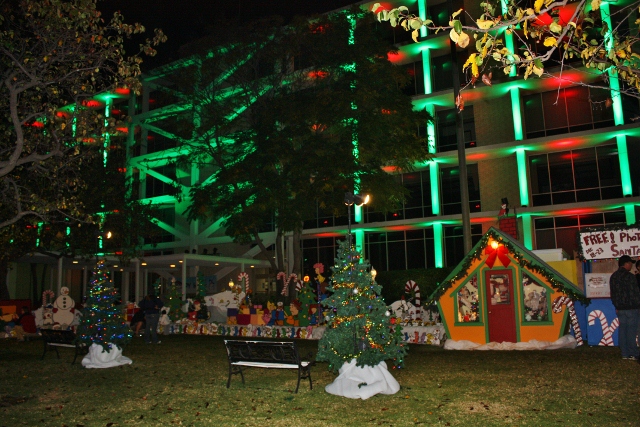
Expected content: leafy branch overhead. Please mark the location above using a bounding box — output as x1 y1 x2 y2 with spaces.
373 0 640 95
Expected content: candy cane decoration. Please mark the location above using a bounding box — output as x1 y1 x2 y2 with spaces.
281 273 298 296
588 309 619 346
295 280 304 292
237 272 250 293
552 296 583 346
405 280 421 318
42 290 55 307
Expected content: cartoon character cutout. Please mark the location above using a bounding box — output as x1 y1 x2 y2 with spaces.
52 287 75 327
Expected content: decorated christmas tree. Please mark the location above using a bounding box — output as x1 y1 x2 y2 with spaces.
297 279 318 327
196 271 207 302
166 278 185 321
76 260 132 352
317 240 407 372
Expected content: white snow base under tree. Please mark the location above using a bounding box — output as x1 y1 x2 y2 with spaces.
325 359 400 399
81 343 133 368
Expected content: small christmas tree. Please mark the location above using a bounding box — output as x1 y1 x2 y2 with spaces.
166 278 185 321
317 240 407 372
76 260 132 352
196 272 207 302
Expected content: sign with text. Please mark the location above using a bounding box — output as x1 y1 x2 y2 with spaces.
579 228 640 260
584 273 611 298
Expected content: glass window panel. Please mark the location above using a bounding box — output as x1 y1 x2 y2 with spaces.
555 216 579 228
548 152 575 192
556 228 579 257
565 86 591 126
367 243 387 272
406 240 426 269
405 229 424 240
597 144 622 187
535 229 556 249
605 210 626 224
529 154 550 194
523 94 545 135
535 217 555 229
387 241 406 270
552 191 576 204
576 189 601 202
579 214 604 226
572 148 599 189
457 275 480 323
542 90 568 131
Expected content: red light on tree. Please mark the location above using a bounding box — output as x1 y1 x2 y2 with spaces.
308 70 329 79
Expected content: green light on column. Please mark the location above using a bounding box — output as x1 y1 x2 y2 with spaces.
510 88 523 140
516 148 529 206
421 49 431 95
418 0 428 38
624 204 636 225
521 214 533 250
433 222 443 267
354 229 364 256
616 135 632 196
430 162 440 215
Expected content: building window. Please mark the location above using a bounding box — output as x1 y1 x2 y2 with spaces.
436 106 476 153
529 144 623 206
444 224 483 266
440 165 481 215
523 86 615 139
534 211 626 257
145 206 176 244
364 171 433 223
402 61 425 96
364 228 435 272
302 237 338 277
145 165 177 198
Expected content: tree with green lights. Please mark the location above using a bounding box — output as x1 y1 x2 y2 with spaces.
184 9 431 276
317 240 407 372
76 260 132 352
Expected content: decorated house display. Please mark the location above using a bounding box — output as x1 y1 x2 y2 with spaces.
76 260 133 368
317 240 405 399
430 227 586 346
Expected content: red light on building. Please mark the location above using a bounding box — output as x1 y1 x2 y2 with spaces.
82 99 102 108
114 88 130 96
26 121 45 128
381 165 398 173
372 2 393 13
55 111 69 118
117 167 127 173
82 137 96 143
310 123 327 133
115 127 128 133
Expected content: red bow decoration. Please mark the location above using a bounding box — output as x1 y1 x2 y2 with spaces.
485 244 511 268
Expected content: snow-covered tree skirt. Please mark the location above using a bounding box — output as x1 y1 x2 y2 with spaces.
81 343 133 368
444 334 577 350
325 359 400 400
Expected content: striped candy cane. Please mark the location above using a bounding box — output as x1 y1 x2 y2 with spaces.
277 272 287 295
42 290 55 307
237 272 250 292
405 280 421 318
295 280 304 292
552 296 584 346
588 309 619 346
282 274 298 296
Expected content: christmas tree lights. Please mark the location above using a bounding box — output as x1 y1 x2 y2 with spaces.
317 240 406 372
76 260 132 352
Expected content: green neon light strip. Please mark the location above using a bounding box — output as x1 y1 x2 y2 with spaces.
600 3 624 126
501 0 517 77
521 214 533 250
418 0 427 38
103 98 112 167
516 148 529 206
510 88 523 140
433 222 443 267
430 162 440 215
616 135 633 195
624 204 636 225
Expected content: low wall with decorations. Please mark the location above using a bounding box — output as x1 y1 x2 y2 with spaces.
159 320 446 345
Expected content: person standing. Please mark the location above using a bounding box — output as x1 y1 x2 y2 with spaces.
138 294 163 344
12 306 36 341
609 255 640 360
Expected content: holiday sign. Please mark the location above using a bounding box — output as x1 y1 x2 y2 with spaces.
579 228 640 260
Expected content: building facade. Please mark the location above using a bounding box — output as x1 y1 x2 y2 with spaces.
9 0 640 301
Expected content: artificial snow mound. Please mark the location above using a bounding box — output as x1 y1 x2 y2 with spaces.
444 334 577 350
325 359 400 399
81 343 133 368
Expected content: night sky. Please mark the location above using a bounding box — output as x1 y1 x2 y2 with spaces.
99 0 359 68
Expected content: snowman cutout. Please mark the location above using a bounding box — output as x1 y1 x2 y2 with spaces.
52 287 76 328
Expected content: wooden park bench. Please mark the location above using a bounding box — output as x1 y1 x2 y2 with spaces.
224 340 315 393
41 329 87 365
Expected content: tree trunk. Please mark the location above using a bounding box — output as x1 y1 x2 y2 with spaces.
292 227 302 277
0 260 10 300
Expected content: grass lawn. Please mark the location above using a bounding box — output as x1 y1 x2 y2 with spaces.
1 334 639 426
